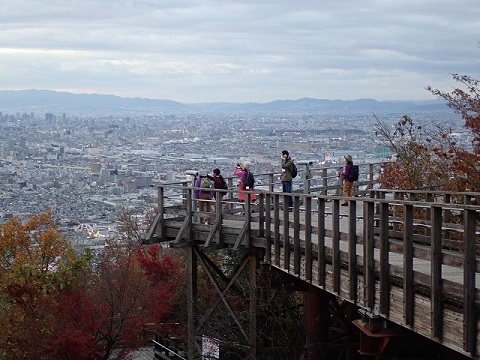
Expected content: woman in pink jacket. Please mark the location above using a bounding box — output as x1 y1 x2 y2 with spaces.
234 161 256 203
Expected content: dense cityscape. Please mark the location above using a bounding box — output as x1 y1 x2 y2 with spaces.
0 107 464 244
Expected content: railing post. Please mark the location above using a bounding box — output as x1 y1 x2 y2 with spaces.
257 193 265 238
317 196 326 288
463 207 477 354
364 200 376 310
321 168 328 196
302 163 311 194
348 199 357 303
403 204 414 326
282 194 290 272
244 193 252 247
379 201 390 316
368 163 374 190
214 195 223 245
265 193 272 264
273 194 281 266
268 173 275 192
304 196 312 282
158 185 165 239
293 195 301 275
331 198 341 294
186 188 194 239
430 205 443 340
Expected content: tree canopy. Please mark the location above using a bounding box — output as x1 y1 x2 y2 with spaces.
375 74 480 192
0 212 181 360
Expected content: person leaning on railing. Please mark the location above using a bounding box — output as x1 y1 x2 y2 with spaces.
338 154 353 206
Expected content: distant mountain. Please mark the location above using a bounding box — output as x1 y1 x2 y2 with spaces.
0 90 189 114
0 89 450 115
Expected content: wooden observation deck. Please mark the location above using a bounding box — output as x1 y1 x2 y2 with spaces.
145 163 480 359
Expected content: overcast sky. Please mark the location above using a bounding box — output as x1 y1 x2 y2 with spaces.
1 1 479 104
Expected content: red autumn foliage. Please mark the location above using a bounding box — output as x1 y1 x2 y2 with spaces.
0 212 183 360
376 74 480 192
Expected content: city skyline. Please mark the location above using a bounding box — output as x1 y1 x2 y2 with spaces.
1 1 479 104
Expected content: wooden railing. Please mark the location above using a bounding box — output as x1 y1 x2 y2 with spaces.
146 177 480 359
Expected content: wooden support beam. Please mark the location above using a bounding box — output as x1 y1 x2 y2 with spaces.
194 247 250 343
233 221 248 250
175 217 191 244
196 252 251 333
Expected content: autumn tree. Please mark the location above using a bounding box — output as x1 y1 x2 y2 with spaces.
0 212 95 360
375 73 480 192
0 211 183 360
373 114 457 190
427 74 480 192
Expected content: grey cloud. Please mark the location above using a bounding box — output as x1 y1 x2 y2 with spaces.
0 0 479 103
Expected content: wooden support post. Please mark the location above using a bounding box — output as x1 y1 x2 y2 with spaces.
304 286 329 360
187 245 198 360
249 254 257 360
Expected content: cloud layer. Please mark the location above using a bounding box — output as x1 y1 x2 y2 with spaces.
1 0 479 103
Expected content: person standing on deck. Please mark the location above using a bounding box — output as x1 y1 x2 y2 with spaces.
194 173 213 224
338 154 354 206
234 161 256 206
280 150 294 208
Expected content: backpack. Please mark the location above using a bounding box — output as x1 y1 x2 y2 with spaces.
349 165 359 181
219 176 228 190
215 176 228 197
200 177 212 188
291 162 298 178
244 170 255 189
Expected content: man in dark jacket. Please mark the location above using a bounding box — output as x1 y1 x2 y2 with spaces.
281 150 294 208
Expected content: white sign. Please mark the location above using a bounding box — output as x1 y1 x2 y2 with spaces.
202 336 219 360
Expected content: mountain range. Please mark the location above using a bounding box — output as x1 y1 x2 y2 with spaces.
0 89 450 115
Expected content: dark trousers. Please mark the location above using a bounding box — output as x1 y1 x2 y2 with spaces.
282 181 293 207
